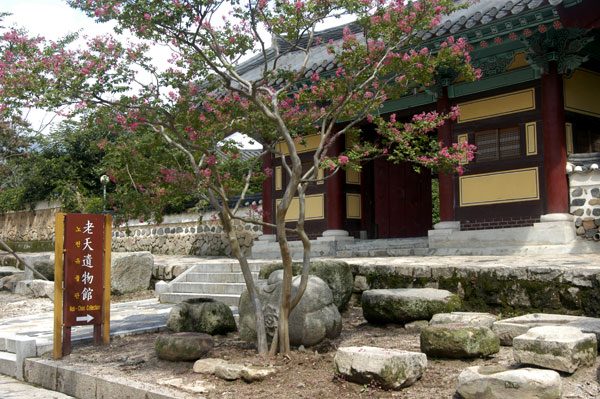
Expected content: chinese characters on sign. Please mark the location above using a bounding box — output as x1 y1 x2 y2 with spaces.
64 214 104 326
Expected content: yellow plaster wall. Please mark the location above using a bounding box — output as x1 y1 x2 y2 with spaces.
276 194 325 222
525 122 537 156
275 134 321 156
346 194 361 219
564 69 600 118
459 167 540 207
457 88 536 123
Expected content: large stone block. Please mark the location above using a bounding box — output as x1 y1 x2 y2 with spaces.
155 332 213 362
166 298 236 335
258 261 353 310
111 252 153 295
361 288 461 324
492 313 586 346
334 346 427 390
14 280 54 300
456 365 562 399
239 273 341 347
420 324 499 359
513 326 597 373
430 312 497 328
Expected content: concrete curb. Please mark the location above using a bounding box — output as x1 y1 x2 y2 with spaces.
24 358 188 399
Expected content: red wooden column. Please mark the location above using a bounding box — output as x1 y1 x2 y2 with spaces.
262 151 274 235
325 135 345 232
436 87 455 222
541 61 569 214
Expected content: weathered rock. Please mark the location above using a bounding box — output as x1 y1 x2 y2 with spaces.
155 332 213 361
192 358 229 374
420 324 499 358
214 363 246 380
239 274 342 347
405 320 429 333
258 261 353 310
353 275 369 293
111 252 153 294
430 312 497 329
361 288 461 324
14 279 54 300
240 366 277 382
492 313 586 346
513 326 597 373
167 298 237 335
0 272 24 292
23 254 54 281
334 346 427 390
456 365 562 399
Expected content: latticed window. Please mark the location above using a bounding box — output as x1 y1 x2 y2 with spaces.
475 127 521 162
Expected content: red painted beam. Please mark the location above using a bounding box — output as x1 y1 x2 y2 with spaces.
262 151 274 234
436 88 455 222
326 135 345 230
541 62 569 214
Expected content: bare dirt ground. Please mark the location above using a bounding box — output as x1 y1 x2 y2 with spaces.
1 291 598 398
40 307 600 399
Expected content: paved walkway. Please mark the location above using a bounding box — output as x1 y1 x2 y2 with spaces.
0 374 74 399
0 299 172 356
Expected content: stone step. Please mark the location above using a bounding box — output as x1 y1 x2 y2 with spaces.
336 237 429 251
337 247 432 258
250 240 336 259
171 282 247 295
159 292 240 306
185 272 258 283
188 262 266 273
0 351 16 377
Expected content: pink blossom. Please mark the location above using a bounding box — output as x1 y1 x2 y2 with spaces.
338 155 349 165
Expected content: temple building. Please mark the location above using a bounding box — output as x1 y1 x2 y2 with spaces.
252 0 600 250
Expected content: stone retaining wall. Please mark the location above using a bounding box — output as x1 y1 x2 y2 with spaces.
0 201 61 242
112 222 261 256
349 260 600 317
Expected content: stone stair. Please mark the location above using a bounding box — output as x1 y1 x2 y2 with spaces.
158 261 274 306
336 237 431 257
0 335 38 380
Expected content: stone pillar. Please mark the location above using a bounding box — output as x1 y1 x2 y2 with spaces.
436 87 455 222
541 62 569 214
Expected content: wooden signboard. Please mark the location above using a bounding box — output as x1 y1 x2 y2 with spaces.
54 213 112 359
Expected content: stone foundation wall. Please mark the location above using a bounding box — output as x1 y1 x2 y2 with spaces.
460 216 541 231
569 169 600 240
349 260 600 317
0 201 61 242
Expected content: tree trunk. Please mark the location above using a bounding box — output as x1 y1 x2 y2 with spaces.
220 205 268 355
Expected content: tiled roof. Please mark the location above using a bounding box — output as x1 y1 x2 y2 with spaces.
420 0 565 40
236 0 566 78
567 153 600 173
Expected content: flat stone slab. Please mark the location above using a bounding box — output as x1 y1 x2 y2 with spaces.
420 324 500 359
513 326 597 373
334 346 427 390
430 312 497 328
361 288 461 324
492 313 587 346
566 317 600 342
456 365 562 399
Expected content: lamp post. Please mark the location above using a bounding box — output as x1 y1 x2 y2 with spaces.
100 175 110 212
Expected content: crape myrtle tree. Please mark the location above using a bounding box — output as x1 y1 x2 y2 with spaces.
0 0 479 355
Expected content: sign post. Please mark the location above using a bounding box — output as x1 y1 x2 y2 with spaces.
54 213 111 359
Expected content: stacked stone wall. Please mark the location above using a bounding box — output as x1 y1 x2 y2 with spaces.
569 170 600 240
111 220 261 256
0 201 61 242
